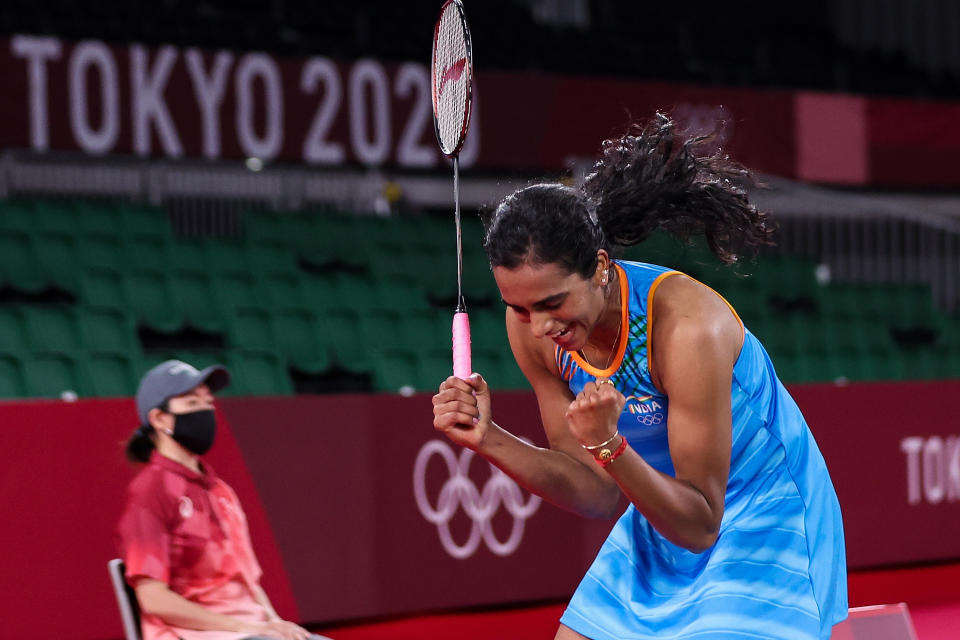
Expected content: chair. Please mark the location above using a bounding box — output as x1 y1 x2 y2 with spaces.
107 558 143 640
78 307 141 355
35 231 81 291
123 271 183 333
171 270 224 333
274 309 331 374
87 353 138 397
78 269 128 310
227 350 293 396
0 355 25 398
370 347 420 392
832 603 918 640
121 204 173 241
0 230 47 293
225 307 277 352
77 233 126 272
22 353 88 398
22 306 83 354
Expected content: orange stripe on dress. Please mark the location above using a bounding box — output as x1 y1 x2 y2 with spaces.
568 263 631 379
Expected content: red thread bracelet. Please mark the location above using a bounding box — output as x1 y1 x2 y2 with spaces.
596 437 628 468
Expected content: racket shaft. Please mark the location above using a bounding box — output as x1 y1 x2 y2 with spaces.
452 312 472 379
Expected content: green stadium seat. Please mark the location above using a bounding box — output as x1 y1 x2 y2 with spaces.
244 211 287 246
889 285 943 334
121 205 173 241
469 309 508 352
202 241 247 273
171 270 223 333
417 347 456 390
246 242 299 276
368 239 412 283
397 308 446 350
78 269 127 309
166 240 208 273
471 348 504 388
769 351 802 383
86 353 138 397
78 307 140 355
214 270 261 312
0 230 47 293
299 274 337 310
124 236 173 273
22 353 87 398
21 306 82 354
0 354 25 398
226 307 277 352
226 350 293 396
34 231 80 291
901 346 939 381
256 272 309 311
76 202 123 238
301 215 366 269
755 314 816 356
274 309 331 374
34 201 77 235
78 233 126 272
0 308 26 354
370 348 419 392
278 212 324 255
0 200 36 235
330 273 379 312
123 271 182 332
462 252 500 304
372 277 431 313
320 308 369 373
497 350 529 389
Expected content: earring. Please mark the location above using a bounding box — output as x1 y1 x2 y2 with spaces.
601 269 608 285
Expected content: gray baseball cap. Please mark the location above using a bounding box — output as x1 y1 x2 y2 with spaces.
135 360 230 424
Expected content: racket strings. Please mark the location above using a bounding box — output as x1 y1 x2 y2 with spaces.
434 5 470 154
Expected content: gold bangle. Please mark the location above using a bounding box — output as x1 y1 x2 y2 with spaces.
582 430 620 451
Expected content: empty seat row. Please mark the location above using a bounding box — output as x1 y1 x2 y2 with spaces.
0 350 294 400
0 200 172 240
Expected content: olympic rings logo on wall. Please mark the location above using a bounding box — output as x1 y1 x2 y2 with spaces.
413 439 542 559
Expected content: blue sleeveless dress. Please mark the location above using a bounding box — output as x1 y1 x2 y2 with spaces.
557 261 847 640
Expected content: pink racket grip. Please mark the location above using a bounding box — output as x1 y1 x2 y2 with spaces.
452 312 472 379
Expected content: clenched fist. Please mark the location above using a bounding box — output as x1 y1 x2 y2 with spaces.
565 379 625 447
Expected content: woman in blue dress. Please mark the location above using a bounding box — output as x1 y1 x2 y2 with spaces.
431 114 847 639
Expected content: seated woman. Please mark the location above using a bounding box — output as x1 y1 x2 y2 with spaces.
117 359 330 640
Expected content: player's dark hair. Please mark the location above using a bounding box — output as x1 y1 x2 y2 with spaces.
124 401 168 463
482 113 775 276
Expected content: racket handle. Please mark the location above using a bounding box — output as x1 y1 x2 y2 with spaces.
452 311 472 379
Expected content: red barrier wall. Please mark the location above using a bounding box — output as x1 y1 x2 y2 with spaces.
2 380 959 638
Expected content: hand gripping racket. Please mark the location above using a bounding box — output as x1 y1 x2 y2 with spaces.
432 0 474 380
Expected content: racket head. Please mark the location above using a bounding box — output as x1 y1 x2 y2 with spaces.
431 0 474 158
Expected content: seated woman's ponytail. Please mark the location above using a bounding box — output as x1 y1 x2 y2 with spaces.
125 424 155 463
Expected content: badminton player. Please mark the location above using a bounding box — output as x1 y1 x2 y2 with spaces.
432 114 847 639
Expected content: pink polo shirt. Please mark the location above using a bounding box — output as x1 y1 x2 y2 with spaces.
117 452 270 640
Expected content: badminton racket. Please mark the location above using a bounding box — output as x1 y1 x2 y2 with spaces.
431 0 475 380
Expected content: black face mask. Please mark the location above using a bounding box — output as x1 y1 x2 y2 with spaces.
168 409 216 455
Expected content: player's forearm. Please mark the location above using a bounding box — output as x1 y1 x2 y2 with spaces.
478 421 621 518
606 446 723 552
136 581 258 633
